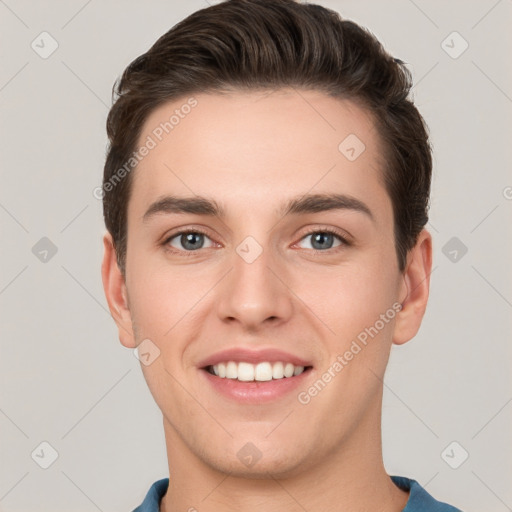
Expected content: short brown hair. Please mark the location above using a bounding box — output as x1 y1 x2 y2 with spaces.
102 0 432 275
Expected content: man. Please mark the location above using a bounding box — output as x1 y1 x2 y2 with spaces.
100 0 463 510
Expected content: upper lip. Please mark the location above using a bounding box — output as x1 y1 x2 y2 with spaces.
197 347 313 369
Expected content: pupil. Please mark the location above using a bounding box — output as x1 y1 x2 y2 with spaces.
182 233 203 250
312 232 333 250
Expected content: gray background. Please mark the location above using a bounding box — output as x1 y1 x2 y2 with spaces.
1 0 511 511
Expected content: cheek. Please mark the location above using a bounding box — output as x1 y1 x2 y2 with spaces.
292 253 399 355
126 257 215 346
310 257 396 315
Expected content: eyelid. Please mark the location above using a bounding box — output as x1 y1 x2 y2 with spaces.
296 225 352 244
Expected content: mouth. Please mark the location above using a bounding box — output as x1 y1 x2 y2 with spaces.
199 361 314 404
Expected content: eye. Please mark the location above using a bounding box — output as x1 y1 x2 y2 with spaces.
162 227 350 255
296 229 349 252
163 229 215 253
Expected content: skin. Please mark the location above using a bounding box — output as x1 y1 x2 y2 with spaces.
102 88 432 512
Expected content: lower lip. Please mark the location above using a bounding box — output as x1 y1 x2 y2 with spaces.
200 367 313 404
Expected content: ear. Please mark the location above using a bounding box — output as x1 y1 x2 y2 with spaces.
101 231 136 348
393 229 433 345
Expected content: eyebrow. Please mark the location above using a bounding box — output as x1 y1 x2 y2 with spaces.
142 193 374 223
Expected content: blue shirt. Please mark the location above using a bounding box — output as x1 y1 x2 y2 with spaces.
132 475 463 511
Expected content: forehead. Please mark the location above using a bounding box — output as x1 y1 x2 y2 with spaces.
130 89 389 222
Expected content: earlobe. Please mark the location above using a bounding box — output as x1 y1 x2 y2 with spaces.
101 232 136 348
393 229 433 345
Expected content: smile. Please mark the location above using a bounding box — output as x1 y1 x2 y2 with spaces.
201 364 314 404
206 361 310 381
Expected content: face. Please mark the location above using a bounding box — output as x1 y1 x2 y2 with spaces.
103 88 431 478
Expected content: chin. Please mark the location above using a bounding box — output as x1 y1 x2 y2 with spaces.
203 441 310 480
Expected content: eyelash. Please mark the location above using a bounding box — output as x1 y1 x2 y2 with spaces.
161 227 351 257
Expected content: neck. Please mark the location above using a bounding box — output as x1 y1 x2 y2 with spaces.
159 392 409 512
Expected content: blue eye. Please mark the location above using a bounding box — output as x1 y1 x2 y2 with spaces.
164 230 214 252
162 227 350 256
298 230 348 251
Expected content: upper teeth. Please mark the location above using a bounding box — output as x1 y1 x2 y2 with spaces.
211 361 305 381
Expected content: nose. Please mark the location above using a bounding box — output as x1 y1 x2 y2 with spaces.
216 242 294 331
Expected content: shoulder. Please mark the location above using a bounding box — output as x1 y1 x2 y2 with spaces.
391 475 464 512
131 478 169 512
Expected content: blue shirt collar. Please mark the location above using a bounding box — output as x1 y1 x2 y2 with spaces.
132 475 463 511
